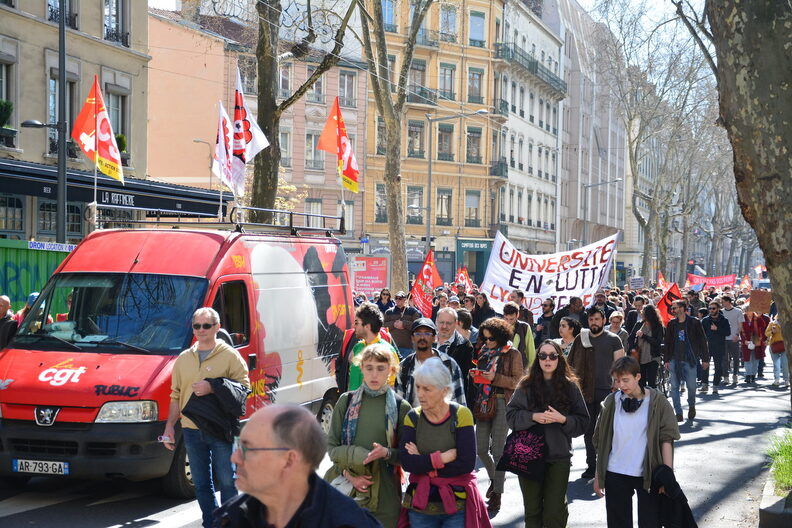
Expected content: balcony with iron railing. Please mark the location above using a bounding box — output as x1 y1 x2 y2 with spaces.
493 99 509 116
438 89 455 101
437 152 454 162
466 154 482 164
440 32 457 43
48 5 78 29
307 91 325 104
339 96 356 108
384 23 398 33
489 159 507 177
278 88 290 99
415 28 439 47
469 39 485 48
465 218 481 228
436 217 453 226
376 144 386 155
406 215 423 225
408 149 425 159
104 25 130 47
280 157 291 167
407 85 438 105
495 43 567 95
305 159 324 170
468 94 484 104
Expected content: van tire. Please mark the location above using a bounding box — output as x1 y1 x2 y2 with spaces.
317 390 339 435
161 440 194 499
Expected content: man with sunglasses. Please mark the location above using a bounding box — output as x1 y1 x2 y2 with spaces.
162 307 250 528
214 404 381 528
700 300 731 395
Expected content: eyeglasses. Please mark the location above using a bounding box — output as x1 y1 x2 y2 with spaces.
192 323 215 330
538 353 560 361
483 336 498 342
233 436 289 460
413 331 434 338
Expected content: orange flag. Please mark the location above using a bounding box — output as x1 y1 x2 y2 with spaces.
71 75 123 183
410 250 443 317
657 272 669 291
657 283 682 324
740 274 751 289
318 96 359 193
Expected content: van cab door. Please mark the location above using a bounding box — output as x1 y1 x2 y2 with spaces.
208 276 260 415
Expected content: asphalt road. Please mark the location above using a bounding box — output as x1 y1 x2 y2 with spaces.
1 380 789 527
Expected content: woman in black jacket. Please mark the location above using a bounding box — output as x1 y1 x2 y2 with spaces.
472 292 498 328
628 304 665 389
506 340 589 528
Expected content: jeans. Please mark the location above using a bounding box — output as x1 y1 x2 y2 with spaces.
725 341 740 376
182 428 237 528
475 397 508 493
771 351 789 383
518 460 571 528
407 509 465 528
701 348 725 386
744 357 759 377
604 472 660 528
669 359 697 415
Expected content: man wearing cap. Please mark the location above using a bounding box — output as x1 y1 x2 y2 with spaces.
395 317 467 407
448 295 461 310
384 291 422 358
592 289 617 320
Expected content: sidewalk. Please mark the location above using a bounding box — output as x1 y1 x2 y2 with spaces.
490 381 791 527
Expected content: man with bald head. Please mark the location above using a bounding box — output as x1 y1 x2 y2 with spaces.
0 295 17 350
213 404 381 528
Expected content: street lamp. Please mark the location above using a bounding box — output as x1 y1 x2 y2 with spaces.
581 178 622 245
424 108 488 256
566 238 578 251
193 138 213 188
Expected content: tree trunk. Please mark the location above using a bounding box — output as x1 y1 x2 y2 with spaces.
384 124 408 292
657 214 670 276
640 208 655 279
707 1 792 409
678 217 690 281
724 238 737 275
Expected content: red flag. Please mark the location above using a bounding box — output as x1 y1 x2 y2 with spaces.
71 75 123 183
657 272 669 291
657 283 682 324
410 250 443 317
455 266 473 292
318 96 359 193
740 274 751 289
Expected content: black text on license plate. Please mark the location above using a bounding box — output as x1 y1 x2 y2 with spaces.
12 459 69 475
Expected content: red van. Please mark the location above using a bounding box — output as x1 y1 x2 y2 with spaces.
0 226 352 496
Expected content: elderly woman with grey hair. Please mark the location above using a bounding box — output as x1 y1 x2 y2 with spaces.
399 357 491 528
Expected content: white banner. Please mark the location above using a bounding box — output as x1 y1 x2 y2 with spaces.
480 232 619 317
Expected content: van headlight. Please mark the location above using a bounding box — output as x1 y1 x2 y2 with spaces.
95 401 158 423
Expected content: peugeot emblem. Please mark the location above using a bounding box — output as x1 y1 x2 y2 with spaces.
34 406 60 427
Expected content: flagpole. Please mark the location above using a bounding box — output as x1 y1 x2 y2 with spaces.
93 79 99 227
339 164 346 232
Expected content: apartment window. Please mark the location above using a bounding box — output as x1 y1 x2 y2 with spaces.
382 0 395 27
529 91 535 122
518 139 524 168
522 36 527 50
509 188 515 221
545 149 550 178
0 63 8 101
339 71 356 107
106 90 126 137
539 97 544 127
551 152 557 180
375 183 387 222
528 142 534 173
440 6 457 41
467 68 483 104
305 198 322 228
552 106 558 134
387 55 396 92
436 188 452 225
546 102 551 130
104 0 128 47
306 66 324 103
517 191 523 221
337 200 354 232
406 186 424 224
305 132 323 169
465 190 480 226
511 82 517 112
38 200 81 237
519 87 525 116
0 194 24 238
279 130 291 167
466 127 482 163
48 75 78 155
239 56 257 94
437 123 453 160
499 187 505 221
376 118 386 154
407 120 424 158
504 22 510 42
439 63 455 100
409 60 426 88
509 136 515 167
278 64 290 97
469 12 485 47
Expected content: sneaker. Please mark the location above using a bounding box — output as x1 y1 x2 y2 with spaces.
688 407 696 421
757 372 765 379
773 379 781 386
699 384 709 394
581 467 596 479
676 414 683 422
732 374 739 384
712 386 719 395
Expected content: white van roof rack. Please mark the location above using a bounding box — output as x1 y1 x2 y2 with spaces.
91 203 346 237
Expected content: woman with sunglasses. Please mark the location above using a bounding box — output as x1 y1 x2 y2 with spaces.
326 343 411 527
472 318 524 514
506 340 589 528
375 289 396 314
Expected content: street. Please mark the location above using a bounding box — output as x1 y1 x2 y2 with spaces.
0 381 788 527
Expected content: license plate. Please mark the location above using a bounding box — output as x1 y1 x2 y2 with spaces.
12 459 69 475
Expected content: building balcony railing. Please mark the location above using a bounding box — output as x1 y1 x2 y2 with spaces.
280 157 291 167
539 119 544 128
509 215 515 223
278 88 290 99
493 99 509 115
375 212 388 223
500 213 506 221
48 5 78 29
307 91 325 104
437 152 454 161
528 166 533 175
440 32 457 43
511 103 517 113
519 110 525 118
436 217 453 226
408 149 425 159
466 155 482 164
518 162 524 171
406 215 423 225
438 89 455 101
465 218 481 228
468 94 484 104
495 43 567 94
305 159 324 170
0 127 17 149
384 23 398 33
339 96 356 108
416 28 439 47
104 25 129 47
407 85 438 105
376 145 386 155
510 159 516 168
553 127 558 135
489 159 507 177
48 136 80 158
469 39 485 48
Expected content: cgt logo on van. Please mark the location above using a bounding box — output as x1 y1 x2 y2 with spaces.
34 406 61 426
38 359 87 387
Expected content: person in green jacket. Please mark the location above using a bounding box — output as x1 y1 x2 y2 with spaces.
593 356 680 528
326 343 412 527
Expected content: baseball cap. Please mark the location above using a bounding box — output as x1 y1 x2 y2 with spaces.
448 296 460 303
395 291 407 299
27 292 40 306
411 317 437 335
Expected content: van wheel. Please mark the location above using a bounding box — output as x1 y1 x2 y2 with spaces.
317 391 339 435
161 441 194 499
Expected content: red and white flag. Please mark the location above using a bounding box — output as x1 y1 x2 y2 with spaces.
657 272 669 291
230 67 268 196
740 274 752 289
455 267 473 291
410 250 443 317
318 96 359 193
656 283 682 324
753 264 767 277
72 75 124 183
211 102 235 193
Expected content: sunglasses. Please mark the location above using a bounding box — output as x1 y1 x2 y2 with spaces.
538 353 560 361
483 336 497 342
192 323 215 330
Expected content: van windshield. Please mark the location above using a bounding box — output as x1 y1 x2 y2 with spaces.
13 273 208 355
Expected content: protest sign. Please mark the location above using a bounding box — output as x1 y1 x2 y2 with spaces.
629 277 645 290
685 274 737 289
748 289 773 315
351 256 389 297
480 232 618 316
